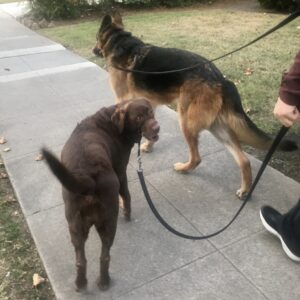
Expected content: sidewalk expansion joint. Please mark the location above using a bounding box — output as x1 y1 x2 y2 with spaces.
0 44 65 59
117 251 218 298
0 34 33 42
0 61 97 83
27 202 63 218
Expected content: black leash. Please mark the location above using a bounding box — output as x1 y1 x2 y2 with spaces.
112 10 300 75
137 126 289 240
134 10 297 238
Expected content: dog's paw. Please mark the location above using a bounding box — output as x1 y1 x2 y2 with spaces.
124 210 131 222
236 189 248 200
140 142 153 153
174 158 201 172
97 276 110 291
173 162 191 173
119 198 131 221
75 277 87 292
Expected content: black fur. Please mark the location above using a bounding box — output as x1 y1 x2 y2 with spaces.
133 47 224 92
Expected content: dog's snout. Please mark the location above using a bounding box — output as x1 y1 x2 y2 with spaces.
142 118 160 142
152 121 160 134
93 46 102 57
147 119 160 133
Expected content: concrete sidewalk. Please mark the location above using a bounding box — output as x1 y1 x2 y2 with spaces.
1 8 300 300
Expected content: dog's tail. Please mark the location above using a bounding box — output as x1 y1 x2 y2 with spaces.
221 80 298 151
42 148 95 195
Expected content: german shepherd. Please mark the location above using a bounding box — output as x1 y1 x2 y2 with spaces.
93 13 297 198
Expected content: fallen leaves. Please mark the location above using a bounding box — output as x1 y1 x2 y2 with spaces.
3 195 16 204
0 172 8 179
34 153 44 161
0 137 12 153
32 273 45 288
244 67 254 76
0 136 7 144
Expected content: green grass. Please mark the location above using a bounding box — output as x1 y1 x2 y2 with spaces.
0 161 55 300
0 0 24 4
0 7 299 299
38 8 300 133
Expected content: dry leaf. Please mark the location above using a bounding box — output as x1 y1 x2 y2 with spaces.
35 153 44 161
3 147 11 152
33 273 45 288
244 68 254 76
0 172 8 179
5 195 16 203
0 137 7 144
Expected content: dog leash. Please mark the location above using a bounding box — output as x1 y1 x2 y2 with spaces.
112 10 300 75
131 11 296 238
137 126 289 240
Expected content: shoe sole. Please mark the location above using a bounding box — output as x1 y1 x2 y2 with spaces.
260 210 300 262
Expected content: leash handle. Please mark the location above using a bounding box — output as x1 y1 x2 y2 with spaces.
137 126 289 240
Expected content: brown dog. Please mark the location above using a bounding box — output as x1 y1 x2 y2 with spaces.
42 99 159 291
93 13 297 198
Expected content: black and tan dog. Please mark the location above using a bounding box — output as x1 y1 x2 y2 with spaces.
93 13 297 198
42 99 159 291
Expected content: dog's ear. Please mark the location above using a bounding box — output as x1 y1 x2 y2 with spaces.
112 11 124 29
111 107 126 133
100 15 113 32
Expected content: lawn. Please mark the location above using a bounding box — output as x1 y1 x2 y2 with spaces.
0 5 299 299
0 161 54 299
38 7 300 133
0 0 24 4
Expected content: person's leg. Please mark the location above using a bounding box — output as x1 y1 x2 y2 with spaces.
260 199 300 261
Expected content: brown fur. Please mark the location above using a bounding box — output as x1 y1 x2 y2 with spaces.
93 13 297 198
42 99 159 291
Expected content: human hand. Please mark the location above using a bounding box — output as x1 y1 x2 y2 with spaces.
273 97 300 127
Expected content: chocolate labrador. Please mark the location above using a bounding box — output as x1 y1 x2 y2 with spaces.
42 98 159 291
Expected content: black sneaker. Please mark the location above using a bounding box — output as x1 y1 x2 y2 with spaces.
260 205 300 262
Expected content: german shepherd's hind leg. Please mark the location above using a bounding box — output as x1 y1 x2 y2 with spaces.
210 124 252 199
226 142 252 199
